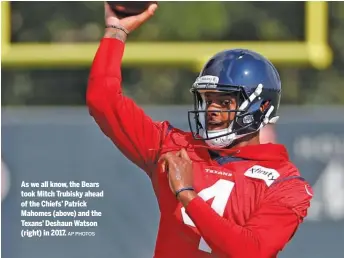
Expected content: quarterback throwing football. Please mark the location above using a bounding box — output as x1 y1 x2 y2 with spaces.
87 3 313 258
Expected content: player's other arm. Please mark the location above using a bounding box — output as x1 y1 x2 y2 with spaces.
183 178 313 257
86 4 162 174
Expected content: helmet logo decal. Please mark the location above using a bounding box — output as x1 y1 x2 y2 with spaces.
243 115 254 124
193 76 219 89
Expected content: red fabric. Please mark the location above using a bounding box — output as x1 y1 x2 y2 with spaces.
87 38 313 258
185 178 312 258
87 38 168 176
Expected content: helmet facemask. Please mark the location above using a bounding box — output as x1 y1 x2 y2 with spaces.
188 83 277 148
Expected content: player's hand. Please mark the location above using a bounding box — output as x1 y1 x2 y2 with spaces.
104 2 158 33
159 149 194 196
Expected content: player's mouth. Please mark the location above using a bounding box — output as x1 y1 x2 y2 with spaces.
207 120 226 131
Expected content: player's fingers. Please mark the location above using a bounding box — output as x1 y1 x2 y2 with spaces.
159 152 172 163
161 152 186 173
104 2 113 17
147 3 158 15
159 153 175 172
158 155 167 173
104 2 109 11
135 3 158 23
160 159 167 173
179 148 191 161
167 152 186 167
175 149 184 158
161 151 188 164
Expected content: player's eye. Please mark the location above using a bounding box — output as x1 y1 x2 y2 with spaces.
206 100 212 106
221 100 231 106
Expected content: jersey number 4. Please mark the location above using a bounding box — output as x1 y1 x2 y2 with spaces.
181 179 235 253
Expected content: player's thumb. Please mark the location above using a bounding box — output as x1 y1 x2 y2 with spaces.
136 3 158 23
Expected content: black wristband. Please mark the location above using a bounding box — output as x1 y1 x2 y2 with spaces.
175 187 195 198
105 25 129 35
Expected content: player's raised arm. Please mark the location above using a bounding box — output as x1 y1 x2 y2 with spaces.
86 3 163 175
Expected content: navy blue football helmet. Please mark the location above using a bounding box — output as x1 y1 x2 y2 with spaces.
188 49 281 148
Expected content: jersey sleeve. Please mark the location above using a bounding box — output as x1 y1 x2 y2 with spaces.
263 175 313 222
86 38 168 176
184 177 313 257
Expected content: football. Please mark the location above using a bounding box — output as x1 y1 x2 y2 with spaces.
107 1 157 18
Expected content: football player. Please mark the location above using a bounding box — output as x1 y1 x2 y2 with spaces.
86 3 313 257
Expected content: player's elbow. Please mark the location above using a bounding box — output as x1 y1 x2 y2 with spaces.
86 95 105 130
86 90 113 139
86 77 123 114
86 77 112 116
86 88 104 114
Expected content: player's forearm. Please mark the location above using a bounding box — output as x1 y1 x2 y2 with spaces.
185 197 266 257
88 36 124 82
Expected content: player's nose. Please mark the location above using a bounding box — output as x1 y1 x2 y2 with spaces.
207 104 222 115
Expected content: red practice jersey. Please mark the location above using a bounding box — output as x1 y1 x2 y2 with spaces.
87 38 313 258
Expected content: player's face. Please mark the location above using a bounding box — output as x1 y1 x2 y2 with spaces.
204 92 237 131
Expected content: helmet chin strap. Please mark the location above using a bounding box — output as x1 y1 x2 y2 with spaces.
202 126 257 148
201 121 256 148
201 124 236 148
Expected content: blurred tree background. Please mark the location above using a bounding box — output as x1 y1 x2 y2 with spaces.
2 1 344 106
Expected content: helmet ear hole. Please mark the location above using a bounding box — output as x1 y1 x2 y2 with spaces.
260 100 271 112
